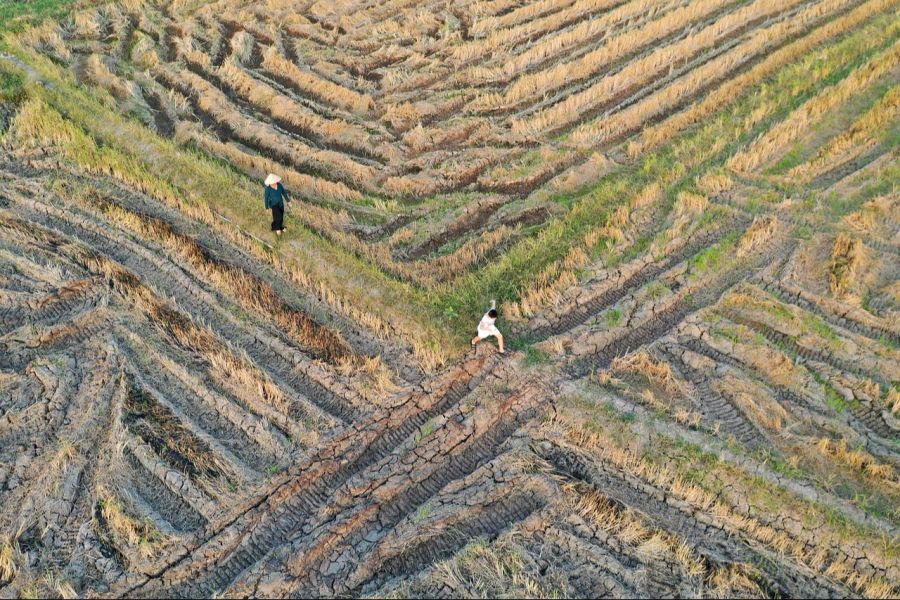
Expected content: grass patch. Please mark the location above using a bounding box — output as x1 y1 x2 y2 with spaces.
645 280 671 300
0 0 109 34
811 369 849 413
603 308 622 327
508 333 537 352
825 161 900 219
558 394 636 425
0 64 26 105
802 313 839 344
878 334 899 351
671 437 719 467
825 387 846 413
795 223 813 240
757 296 795 322
414 419 436 445
522 345 551 366
769 142 805 173
96 491 160 558
413 501 433 523
688 232 740 277
599 400 636 424
617 233 654 264
712 322 744 344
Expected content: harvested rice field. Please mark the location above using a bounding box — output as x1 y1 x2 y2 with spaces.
0 0 898 597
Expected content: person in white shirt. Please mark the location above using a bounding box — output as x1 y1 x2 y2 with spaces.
471 300 505 354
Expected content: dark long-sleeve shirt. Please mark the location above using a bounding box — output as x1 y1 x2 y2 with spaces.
264 183 289 209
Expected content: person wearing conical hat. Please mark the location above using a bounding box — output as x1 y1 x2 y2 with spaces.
264 173 290 236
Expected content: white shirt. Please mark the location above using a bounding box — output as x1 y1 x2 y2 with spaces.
477 312 500 338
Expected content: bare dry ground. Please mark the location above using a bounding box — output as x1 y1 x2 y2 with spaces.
0 0 899 597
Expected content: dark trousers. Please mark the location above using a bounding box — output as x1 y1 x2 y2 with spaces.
271 204 284 231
